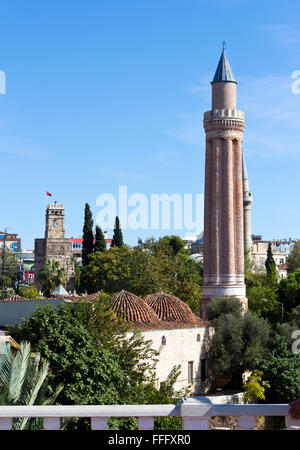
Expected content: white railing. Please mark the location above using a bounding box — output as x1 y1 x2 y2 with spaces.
0 397 299 430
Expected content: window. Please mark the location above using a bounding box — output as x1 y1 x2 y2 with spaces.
188 361 194 384
201 359 207 382
161 336 166 346
197 334 201 342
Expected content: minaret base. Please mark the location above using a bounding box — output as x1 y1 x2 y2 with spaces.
200 285 248 320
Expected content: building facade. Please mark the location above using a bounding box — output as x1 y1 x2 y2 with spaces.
70 235 112 263
0 232 21 254
250 235 290 277
34 202 74 292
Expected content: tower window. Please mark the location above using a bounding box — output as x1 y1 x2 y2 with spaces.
188 361 194 384
197 334 201 342
161 336 166 346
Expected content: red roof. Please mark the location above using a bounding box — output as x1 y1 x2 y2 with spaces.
70 238 112 243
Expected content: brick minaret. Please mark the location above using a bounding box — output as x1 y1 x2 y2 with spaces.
201 47 247 319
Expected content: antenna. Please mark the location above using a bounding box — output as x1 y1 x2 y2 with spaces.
222 41 226 51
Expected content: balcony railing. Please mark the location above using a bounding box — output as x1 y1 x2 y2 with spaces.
0 397 299 430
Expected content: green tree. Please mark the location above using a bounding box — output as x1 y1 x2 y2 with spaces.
242 370 270 403
79 246 132 294
158 235 186 256
207 297 270 387
288 305 300 328
37 259 66 297
278 269 300 315
0 342 63 430
0 248 19 293
111 216 124 248
245 258 280 327
8 304 122 410
287 241 300 274
94 225 106 252
265 243 278 286
256 332 300 403
247 283 281 326
18 285 40 300
79 239 203 313
82 203 94 266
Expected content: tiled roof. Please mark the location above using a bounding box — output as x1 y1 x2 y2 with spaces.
109 290 163 330
144 292 206 328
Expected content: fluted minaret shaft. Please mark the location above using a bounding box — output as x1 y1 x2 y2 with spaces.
201 49 248 319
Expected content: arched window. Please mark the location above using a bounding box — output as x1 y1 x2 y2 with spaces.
161 336 166 346
197 334 201 342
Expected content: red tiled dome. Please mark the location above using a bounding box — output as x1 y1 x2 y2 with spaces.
144 292 203 327
109 290 163 330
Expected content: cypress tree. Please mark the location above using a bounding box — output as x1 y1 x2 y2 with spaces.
111 216 124 248
265 242 276 275
265 242 278 285
82 203 94 266
94 225 106 252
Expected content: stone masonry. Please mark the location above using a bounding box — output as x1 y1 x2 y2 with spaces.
35 203 74 292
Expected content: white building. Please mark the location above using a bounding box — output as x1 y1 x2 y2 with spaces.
109 290 211 395
250 236 292 276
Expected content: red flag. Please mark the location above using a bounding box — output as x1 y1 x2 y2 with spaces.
46 191 52 196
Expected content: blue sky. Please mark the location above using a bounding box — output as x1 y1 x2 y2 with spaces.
1 0 300 248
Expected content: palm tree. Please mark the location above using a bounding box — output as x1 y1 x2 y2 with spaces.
37 259 66 297
0 342 63 430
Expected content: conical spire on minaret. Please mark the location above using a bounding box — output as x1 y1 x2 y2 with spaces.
212 43 237 84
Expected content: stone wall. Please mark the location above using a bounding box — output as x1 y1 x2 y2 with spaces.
128 326 212 395
0 299 65 327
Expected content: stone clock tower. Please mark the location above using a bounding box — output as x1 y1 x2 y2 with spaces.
35 202 74 293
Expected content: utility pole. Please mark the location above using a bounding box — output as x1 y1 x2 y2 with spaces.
1 227 7 291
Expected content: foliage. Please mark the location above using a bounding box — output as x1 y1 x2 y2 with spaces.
110 216 124 248
245 262 280 327
0 342 63 430
242 370 270 403
256 332 300 403
265 243 278 287
94 225 106 252
79 238 203 313
288 305 300 328
157 235 186 256
82 203 94 266
207 297 270 386
71 254 81 291
8 304 122 410
37 259 66 297
287 241 300 274
0 248 19 290
8 301 186 430
18 285 40 300
247 283 282 326
277 269 300 315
